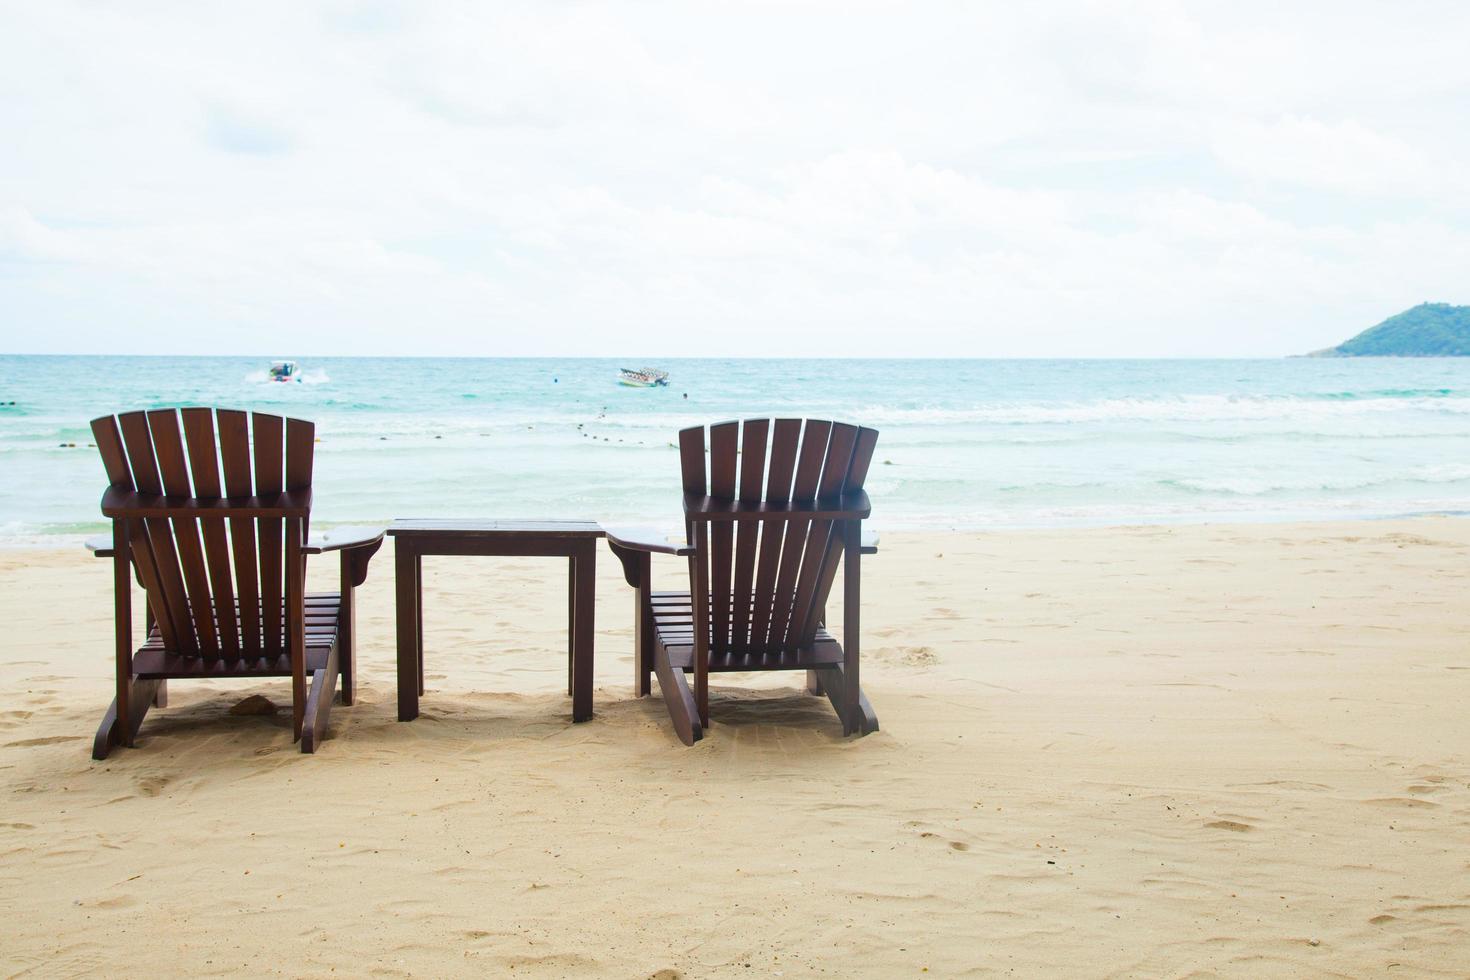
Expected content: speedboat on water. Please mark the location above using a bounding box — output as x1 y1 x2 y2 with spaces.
618 367 669 388
268 360 301 383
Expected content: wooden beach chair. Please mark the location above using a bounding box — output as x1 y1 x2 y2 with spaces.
86 408 382 759
606 418 880 745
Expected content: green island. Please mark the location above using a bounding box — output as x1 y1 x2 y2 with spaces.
1308 302 1470 356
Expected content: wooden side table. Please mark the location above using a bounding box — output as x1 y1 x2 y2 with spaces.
386 520 605 722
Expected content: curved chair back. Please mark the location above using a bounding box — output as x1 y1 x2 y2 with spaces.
91 408 315 659
677 418 878 655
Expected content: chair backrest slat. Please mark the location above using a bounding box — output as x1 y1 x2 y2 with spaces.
118 411 197 655
251 413 285 656
285 417 314 531
787 423 858 650
92 416 132 487
92 414 181 653
680 417 876 656
217 409 261 654
845 426 880 492
93 408 314 660
181 408 240 656
729 419 768 653
746 418 800 649
799 425 880 644
765 419 831 650
679 426 706 496
705 421 738 655
148 410 219 654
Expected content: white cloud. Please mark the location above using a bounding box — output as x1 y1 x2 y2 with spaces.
1211 116 1433 195
0 206 80 263
203 103 297 155
1 1 1468 356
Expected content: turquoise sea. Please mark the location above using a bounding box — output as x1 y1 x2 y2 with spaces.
4 355 1470 540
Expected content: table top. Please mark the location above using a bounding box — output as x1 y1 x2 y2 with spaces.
387 519 605 539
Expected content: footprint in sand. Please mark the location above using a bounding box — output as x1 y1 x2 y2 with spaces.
5 735 83 748
0 710 35 729
1205 820 1253 832
917 830 970 851
1235 780 1331 792
136 775 170 798
1383 533 1451 548
1362 797 1439 809
876 646 940 667
900 646 940 666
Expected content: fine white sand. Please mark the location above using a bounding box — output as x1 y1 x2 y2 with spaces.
2 519 1468 976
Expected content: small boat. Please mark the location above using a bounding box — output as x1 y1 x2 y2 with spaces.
618 367 669 388
268 361 301 383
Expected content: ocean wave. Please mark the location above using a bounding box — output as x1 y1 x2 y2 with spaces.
1162 464 1470 497
848 394 1470 426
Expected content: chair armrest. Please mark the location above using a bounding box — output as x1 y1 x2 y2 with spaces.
85 534 114 558
304 525 387 555
603 526 695 557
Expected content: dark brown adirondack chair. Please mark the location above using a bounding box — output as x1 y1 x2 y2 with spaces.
86 408 383 759
607 418 880 745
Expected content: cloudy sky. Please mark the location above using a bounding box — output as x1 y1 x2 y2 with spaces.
2 1 1467 357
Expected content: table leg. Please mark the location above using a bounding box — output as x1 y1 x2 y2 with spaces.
395 543 420 721
572 541 595 721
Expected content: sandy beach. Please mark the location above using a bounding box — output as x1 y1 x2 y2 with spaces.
2 518 1468 977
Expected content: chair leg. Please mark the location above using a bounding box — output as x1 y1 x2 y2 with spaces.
690 526 711 728
301 645 341 754
337 537 380 707
817 664 879 737
93 703 121 761
567 557 575 697
339 554 357 706
635 555 653 697
92 677 163 760
153 679 168 708
653 647 703 746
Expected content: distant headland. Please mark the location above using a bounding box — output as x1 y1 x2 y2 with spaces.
1307 303 1470 357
